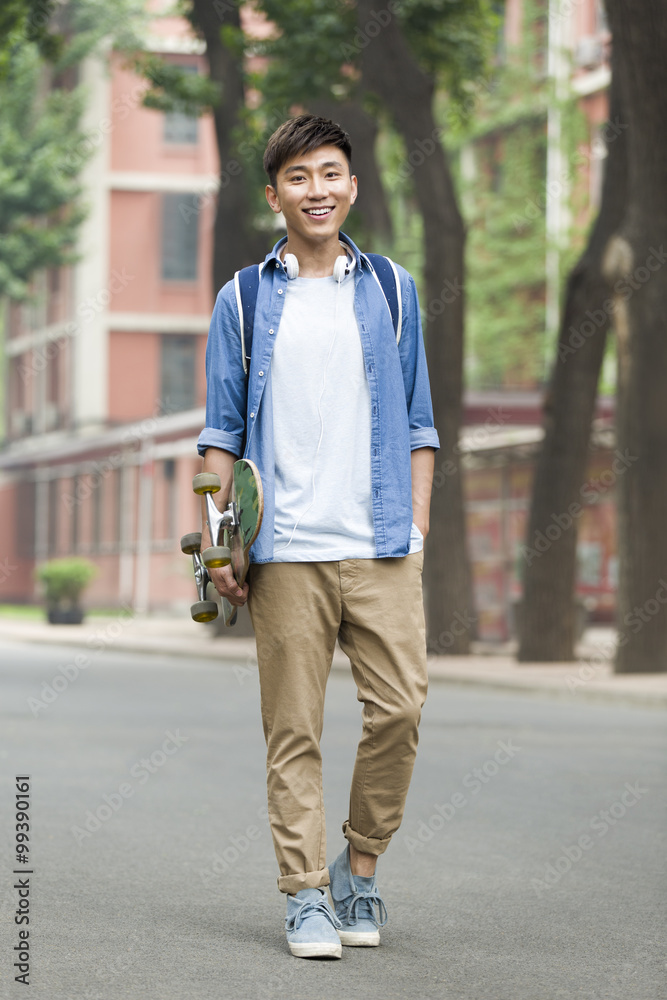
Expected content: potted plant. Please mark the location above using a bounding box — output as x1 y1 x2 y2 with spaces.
35 557 98 624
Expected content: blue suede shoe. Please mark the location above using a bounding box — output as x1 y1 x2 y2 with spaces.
285 887 342 958
327 844 388 946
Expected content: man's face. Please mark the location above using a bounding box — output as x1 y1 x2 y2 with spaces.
265 144 357 244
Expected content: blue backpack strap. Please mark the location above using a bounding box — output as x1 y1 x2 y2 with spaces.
233 263 262 375
365 253 402 344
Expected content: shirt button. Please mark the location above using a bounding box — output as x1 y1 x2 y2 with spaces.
250 412 255 418
278 289 283 295
269 328 274 335
258 371 264 376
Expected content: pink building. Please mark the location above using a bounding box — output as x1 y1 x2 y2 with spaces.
0 16 218 612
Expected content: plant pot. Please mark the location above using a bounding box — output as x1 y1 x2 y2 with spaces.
47 607 85 625
36 558 97 623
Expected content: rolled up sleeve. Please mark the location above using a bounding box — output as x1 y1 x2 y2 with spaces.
197 282 247 458
398 271 440 452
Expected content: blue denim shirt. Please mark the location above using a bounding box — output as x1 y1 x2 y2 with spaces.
197 232 440 563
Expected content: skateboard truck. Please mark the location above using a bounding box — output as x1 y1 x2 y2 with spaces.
181 461 263 627
180 472 236 623
179 533 217 622
192 471 237 570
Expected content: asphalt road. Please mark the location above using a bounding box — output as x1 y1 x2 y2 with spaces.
0 638 665 1000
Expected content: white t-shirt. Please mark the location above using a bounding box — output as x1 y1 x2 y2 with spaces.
270 270 423 562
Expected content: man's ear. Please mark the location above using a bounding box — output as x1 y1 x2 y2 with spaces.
266 184 281 214
350 174 358 205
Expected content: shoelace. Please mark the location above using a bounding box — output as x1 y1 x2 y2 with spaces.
343 888 388 928
286 894 342 932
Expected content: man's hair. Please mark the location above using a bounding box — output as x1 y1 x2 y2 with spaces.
263 114 352 189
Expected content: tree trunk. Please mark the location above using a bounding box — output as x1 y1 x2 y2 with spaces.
518 49 628 661
357 0 474 653
602 0 667 673
190 0 267 291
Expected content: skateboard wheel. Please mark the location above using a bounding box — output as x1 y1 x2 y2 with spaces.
191 600 218 623
193 472 221 495
180 531 202 554
202 545 231 568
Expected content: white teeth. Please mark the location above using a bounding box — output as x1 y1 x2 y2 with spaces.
306 208 332 215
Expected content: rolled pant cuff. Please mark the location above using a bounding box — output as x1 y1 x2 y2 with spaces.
342 820 391 856
277 867 330 895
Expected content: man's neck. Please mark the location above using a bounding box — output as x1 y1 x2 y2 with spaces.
282 233 347 278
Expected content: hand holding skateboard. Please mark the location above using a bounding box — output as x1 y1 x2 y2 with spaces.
180 459 263 627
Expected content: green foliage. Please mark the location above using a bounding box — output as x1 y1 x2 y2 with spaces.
55 0 148 69
398 0 501 108
0 44 88 300
0 0 151 300
35 556 97 605
0 0 64 78
133 51 220 115
256 0 355 109
462 120 548 387
1 0 148 77
373 125 425 272
598 324 616 395
255 0 500 118
449 0 590 388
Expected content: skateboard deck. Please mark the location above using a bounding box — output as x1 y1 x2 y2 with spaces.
222 458 263 627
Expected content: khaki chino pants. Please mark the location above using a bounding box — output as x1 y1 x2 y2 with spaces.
247 551 428 894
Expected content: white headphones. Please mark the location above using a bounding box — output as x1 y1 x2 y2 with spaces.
282 242 356 283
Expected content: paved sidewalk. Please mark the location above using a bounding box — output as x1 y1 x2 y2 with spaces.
0 612 666 709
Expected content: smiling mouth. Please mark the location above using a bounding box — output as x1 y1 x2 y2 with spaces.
304 207 334 216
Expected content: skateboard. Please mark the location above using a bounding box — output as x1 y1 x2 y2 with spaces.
180 459 263 627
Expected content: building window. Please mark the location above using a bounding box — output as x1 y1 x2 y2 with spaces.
153 459 177 542
92 478 103 553
161 192 199 282
114 467 123 548
9 356 32 439
164 64 198 144
48 479 59 556
164 458 177 541
160 335 197 414
70 475 80 553
16 481 36 560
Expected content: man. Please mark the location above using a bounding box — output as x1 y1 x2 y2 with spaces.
197 114 439 959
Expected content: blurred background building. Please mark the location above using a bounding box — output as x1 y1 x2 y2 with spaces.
0 0 616 639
